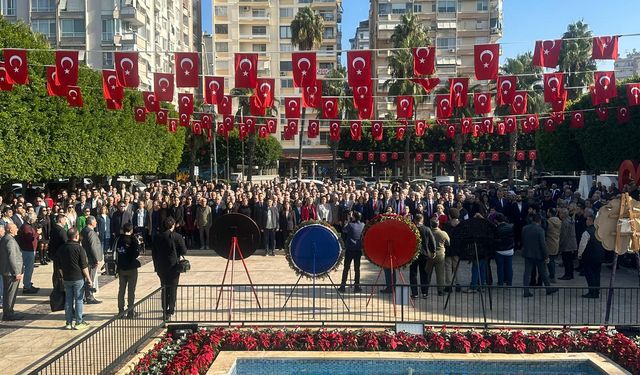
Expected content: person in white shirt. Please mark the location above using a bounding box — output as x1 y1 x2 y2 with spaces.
317 196 331 222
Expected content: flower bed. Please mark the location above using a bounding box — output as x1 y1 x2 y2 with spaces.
128 327 640 375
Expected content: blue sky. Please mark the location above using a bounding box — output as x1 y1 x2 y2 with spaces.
203 0 640 69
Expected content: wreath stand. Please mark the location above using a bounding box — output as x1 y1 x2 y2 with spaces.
281 240 350 316
215 236 262 321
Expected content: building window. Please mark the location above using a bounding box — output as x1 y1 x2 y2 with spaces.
61 19 85 38
280 43 292 52
215 24 228 34
319 62 333 70
298 0 312 3
215 42 229 52
252 9 266 17
102 52 114 69
2 0 16 15
32 0 56 12
253 44 267 52
319 11 334 21
214 6 227 16
280 8 293 17
323 27 334 39
252 26 266 35
102 19 115 42
280 26 292 39
437 0 457 13
378 3 390 15
216 60 229 71
436 37 456 49
31 19 56 38
281 79 294 88
391 3 408 14
477 0 489 11
280 61 292 71
413 4 423 12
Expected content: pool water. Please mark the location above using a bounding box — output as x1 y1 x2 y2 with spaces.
228 358 602 375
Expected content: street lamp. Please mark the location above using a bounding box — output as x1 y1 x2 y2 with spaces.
370 162 376 178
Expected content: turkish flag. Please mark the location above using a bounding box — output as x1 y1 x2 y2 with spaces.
3 49 28 84
618 107 630 123
511 91 528 114
238 123 248 140
199 113 212 129
446 124 456 139
292 52 316 88
473 92 492 114
440 153 448 162
134 107 146 123
427 153 435 162
321 98 339 119
344 151 351 158
570 111 585 129
594 71 617 100
415 153 423 162
551 91 568 112
521 119 533 134
204 76 224 105
380 153 388 163
550 111 565 125
529 150 537 160
627 83 640 106
449 77 468 107
526 114 539 130
114 52 139 88
153 73 174 102
174 52 199 87
415 120 427 136
65 86 83 107
595 106 609 121
234 53 258 88
347 50 372 87
353 83 372 109
371 121 384 141
516 151 525 161
496 122 506 135
169 119 178 133
102 69 123 100
192 120 203 135
411 77 440 93
47 67 66 97
356 152 364 161
481 117 494 134
218 95 233 115
0 62 13 91
544 118 556 133
302 80 322 108
472 123 481 137
284 97 301 118
461 118 472 134
491 152 500 161
55 50 78 87
465 152 473 162
156 109 168 125
396 96 413 119
412 47 436 76
349 121 362 141
258 125 268 139
106 99 122 110
217 123 228 139
504 116 517 134
474 44 499 80
532 39 563 68
392 152 399 160
329 121 341 142
497 76 517 105
245 117 257 134
250 92 267 116
143 91 160 112
590 85 608 106
543 72 565 103
396 121 407 140
436 94 453 119
479 152 486 161
357 101 373 120
266 118 277 133
222 115 234 131
178 93 194 115
179 113 191 127
255 78 275 108
307 120 320 138
287 119 299 135
592 36 618 60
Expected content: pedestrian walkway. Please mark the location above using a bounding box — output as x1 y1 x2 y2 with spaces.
1 249 638 375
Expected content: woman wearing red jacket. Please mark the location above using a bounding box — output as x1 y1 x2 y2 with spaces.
300 197 317 221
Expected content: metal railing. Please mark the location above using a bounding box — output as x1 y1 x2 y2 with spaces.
24 288 164 375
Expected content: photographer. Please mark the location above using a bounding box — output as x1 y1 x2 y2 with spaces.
152 217 187 320
116 223 140 317
339 211 364 293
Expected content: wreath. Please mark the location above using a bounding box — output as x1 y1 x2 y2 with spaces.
361 214 421 269
284 220 346 279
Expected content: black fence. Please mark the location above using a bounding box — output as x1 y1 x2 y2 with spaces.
23 288 164 375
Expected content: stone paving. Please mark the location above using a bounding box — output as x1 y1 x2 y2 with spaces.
1 248 639 375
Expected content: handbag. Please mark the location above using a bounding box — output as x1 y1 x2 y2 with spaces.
178 256 190 273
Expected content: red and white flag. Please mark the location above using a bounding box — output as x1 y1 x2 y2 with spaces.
302 80 322 108
491 152 500 161
329 121 341 142
371 121 383 141
473 92 492 114
592 36 618 60
396 96 413 119
255 78 275 108
461 118 472 135
594 71 617 101
627 83 640 106
474 44 499 80
154 73 174 102
102 69 123 101
204 76 224 105
234 53 258 88
396 121 407 140
532 39 562 68
178 93 194 115
55 50 78 87
47 67 66 97
529 150 537 160
347 50 372 88
292 52 316 88
284 97 301 118
412 47 436 76
481 117 494 134
543 72 565 103
411 77 440 93
66 86 83 107
143 91 160 112
415 120 427 136
218 95 232 115
504 116 517 134
0 62 13 91
544 118 556 133
307 120 320 138
106 99 122 110
134 107 146 123
570 111 585 129
179 113 191 127
175 52 199 87
322 98 339 119
3 49 28 85
436 94 453 119
497 76 517 105
510 91 528 115
595 106 609 121
618 106 630 123
156 109 168 125
266 118 277 134
380 153 388 162
200 113 212 129
222 115 234 131
449 77 468 107
349 121 362 141
168 119 178 133
114 52 139 88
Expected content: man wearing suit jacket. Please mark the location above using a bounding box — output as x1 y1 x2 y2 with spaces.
0 223 24 321
507 193 528 250
363 191 382 222
521 215 558 297
423 189 437 219
262 198 280 256
11 204 25 228
49 214 68 287
152 217 187 320
81 217 103 304
491 190 509 214
409 214 436 298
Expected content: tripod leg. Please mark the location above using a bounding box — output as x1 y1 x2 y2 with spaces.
365 267 385 308
235 243 262 309
604 253 619 326
474 243 488 329
397 271 415 308
327 274 350 311
281 275 303 311
215 257 232 310
444 258 461 310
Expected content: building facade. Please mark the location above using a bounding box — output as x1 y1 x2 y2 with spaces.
349 20 369 50
0 0 201 91
211 0 343 162
369 0 503 118
615 50 640 80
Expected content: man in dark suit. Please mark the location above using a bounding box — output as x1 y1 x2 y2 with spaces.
579 215 605 298
339 211 365 293
507 193 528 250
422 190 437 219
363 190 382 222
409 214 436 298
11 204 25 228
491 190 509 214
49 214 68 288
521 214 558 297
111 203 133 239
152 217 187 320
75 193 91 216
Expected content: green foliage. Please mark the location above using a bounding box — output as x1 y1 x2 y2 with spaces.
210 129 282 170
290 7 324 51
0 18 185 182
558 21 597 99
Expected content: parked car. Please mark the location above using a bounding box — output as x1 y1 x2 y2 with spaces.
112 177 147 193
150 179 177 187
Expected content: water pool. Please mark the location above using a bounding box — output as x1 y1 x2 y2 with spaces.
226 358 604 375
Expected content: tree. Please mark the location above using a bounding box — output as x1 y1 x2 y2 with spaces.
291 6 323 180
383 14 430 180
558 21 597 100
0 19 185 183
323 67 355 181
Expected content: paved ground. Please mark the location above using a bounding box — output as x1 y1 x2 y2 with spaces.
1 248 639 375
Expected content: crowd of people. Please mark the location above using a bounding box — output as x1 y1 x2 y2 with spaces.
0 175 631 325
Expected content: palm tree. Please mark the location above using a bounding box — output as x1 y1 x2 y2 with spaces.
291 7 323 180
383 14 430 180
558 21 596 99
496 52 545 183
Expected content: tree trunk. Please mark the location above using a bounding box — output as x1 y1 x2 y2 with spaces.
508 127 518 184
331 143 337 182
297 107 306 179
453 133 463 183
246 133 257 183
402 132 411 181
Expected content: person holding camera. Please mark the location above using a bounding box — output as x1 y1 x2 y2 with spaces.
116 223 140 317
152 217 187 320
339 211 364 293
58 227 92 330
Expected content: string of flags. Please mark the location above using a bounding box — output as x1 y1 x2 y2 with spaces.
340 150 538 163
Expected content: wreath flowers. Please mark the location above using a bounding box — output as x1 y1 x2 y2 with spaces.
284 220 346 279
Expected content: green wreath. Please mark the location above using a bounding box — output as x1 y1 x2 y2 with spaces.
361 214 421 268
284 220 346 279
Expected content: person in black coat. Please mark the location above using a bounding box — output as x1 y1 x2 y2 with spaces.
48 214 68 288
363 191 382 222
339 211 365 293
579 215 605 298
507 193 528 250
116 223 141 317
152 217 187 319
111 203 132 239
409 213 437 298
